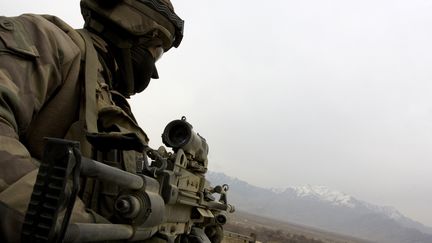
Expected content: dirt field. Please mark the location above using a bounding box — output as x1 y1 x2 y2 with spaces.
223 210 373 243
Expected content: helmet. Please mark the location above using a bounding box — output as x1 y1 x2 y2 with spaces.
80 0 184 50
80 0 184 96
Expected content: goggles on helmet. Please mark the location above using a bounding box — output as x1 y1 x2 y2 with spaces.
138 0 184 48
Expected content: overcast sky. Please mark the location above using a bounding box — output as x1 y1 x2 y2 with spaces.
3 0 432 227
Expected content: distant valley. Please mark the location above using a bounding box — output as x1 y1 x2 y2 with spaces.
208 171 432 243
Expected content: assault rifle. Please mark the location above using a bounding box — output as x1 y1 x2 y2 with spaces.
21 117 234 242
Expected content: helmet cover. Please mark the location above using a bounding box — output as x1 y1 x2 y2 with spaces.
81 0 184 50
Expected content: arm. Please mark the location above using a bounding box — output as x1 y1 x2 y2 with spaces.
0 14 85 242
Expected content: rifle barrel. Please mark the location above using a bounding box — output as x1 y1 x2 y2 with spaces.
81 157 144 190
64 223 133 242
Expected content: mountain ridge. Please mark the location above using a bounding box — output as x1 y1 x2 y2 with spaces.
207 171 432 243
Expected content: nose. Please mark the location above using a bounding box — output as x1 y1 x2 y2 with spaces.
147 46 164 62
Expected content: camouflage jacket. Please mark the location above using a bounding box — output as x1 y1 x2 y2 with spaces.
0 14 149 241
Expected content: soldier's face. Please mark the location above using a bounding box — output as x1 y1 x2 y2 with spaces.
130 43 163 93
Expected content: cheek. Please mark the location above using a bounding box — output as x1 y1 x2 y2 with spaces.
132 53 156 92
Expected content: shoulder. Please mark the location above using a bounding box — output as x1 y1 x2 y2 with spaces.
0 14 81 64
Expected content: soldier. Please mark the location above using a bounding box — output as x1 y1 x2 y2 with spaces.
0 0 185 242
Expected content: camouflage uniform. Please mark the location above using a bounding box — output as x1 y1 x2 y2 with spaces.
0 14 149 241
0 0 186 241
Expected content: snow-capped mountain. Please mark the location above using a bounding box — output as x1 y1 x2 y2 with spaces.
272 185 407 219
272 184 432 235
207 171 432 243
274 185 356 208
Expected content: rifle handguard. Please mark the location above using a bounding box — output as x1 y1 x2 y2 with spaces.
21 138 81 243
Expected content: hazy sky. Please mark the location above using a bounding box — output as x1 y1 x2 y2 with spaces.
3 0 432 227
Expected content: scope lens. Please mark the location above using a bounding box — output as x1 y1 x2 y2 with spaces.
168 124 189 146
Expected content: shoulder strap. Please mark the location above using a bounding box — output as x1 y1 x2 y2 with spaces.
76 29 98 134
